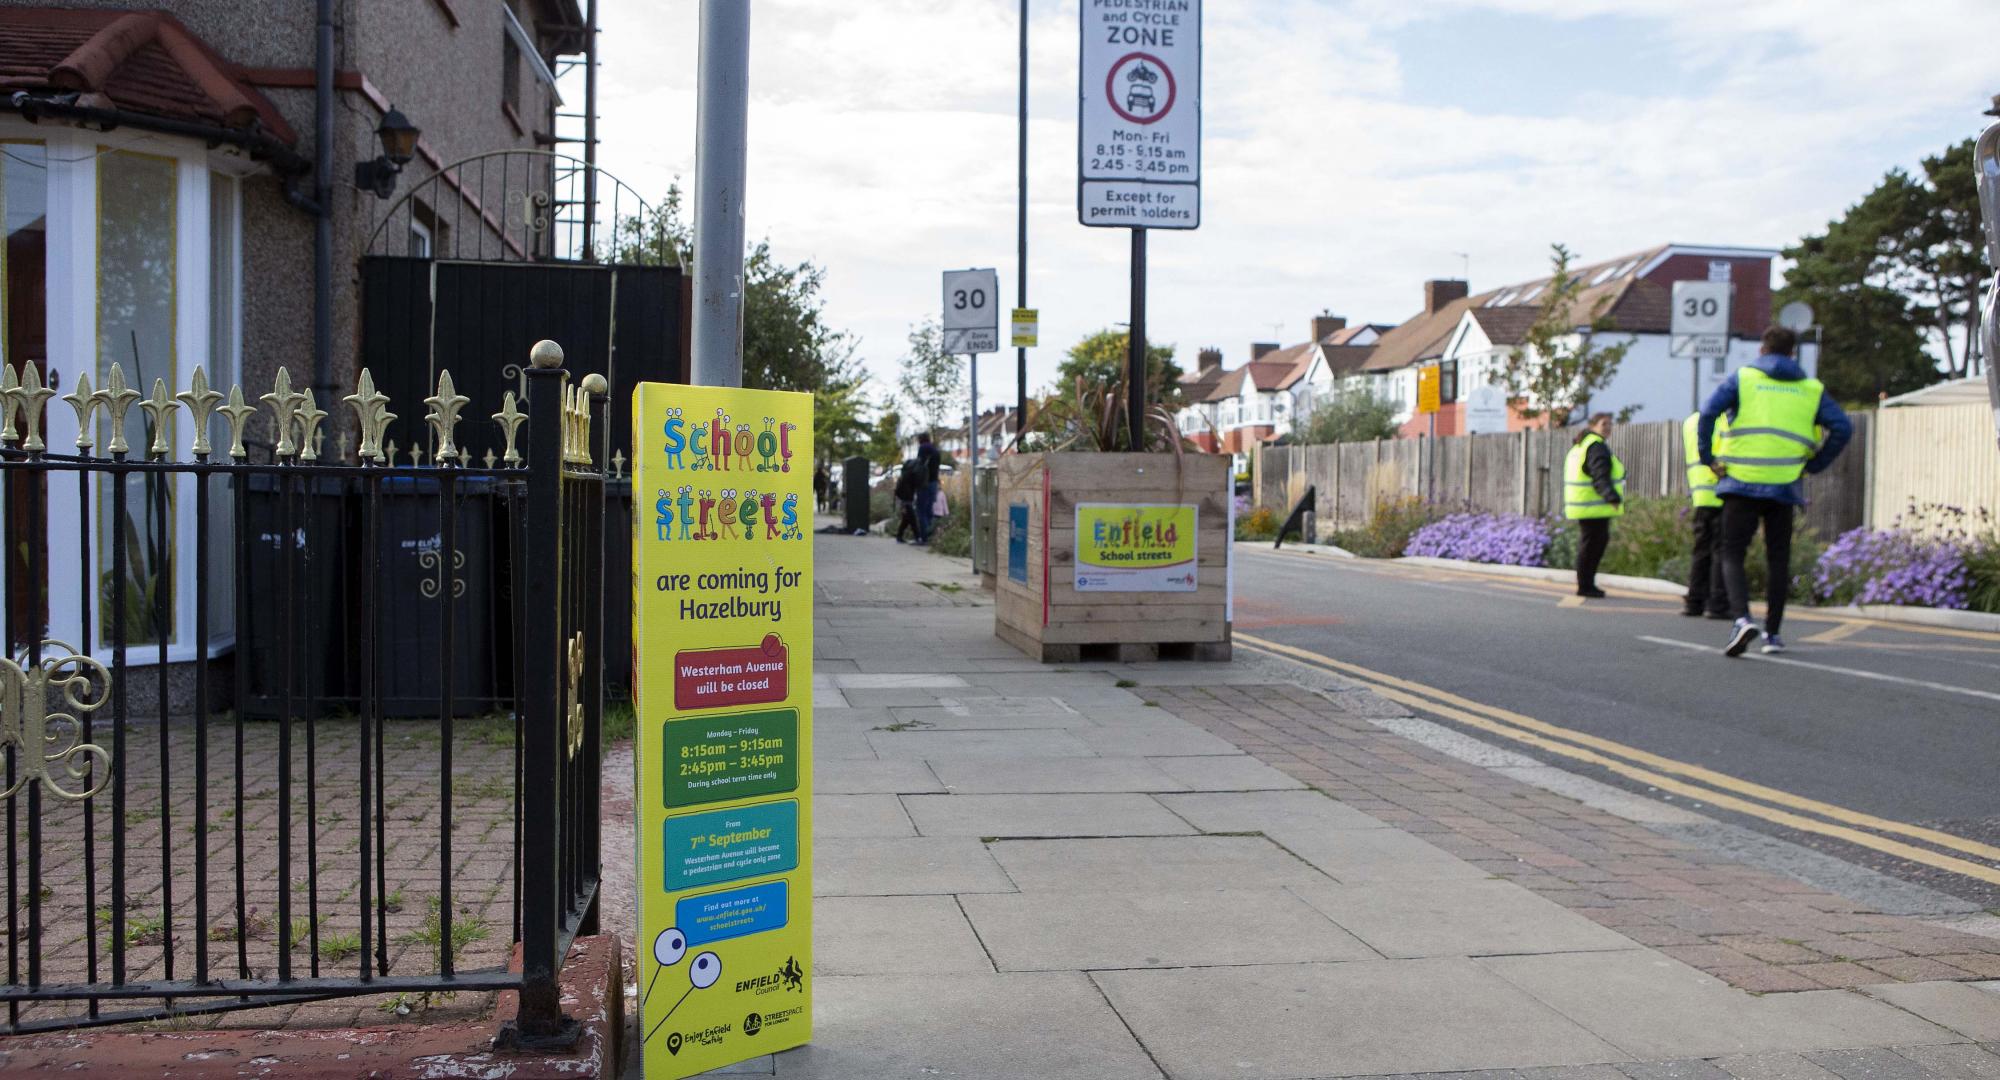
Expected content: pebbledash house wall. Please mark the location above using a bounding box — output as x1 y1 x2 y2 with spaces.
45 0 567 403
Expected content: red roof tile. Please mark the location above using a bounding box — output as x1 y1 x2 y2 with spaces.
0 8 296 143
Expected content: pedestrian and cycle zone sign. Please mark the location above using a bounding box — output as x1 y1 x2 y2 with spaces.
633 382 815 1078
1078 0 1201 228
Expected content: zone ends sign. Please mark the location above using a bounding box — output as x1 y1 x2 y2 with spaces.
1078 0 1200 230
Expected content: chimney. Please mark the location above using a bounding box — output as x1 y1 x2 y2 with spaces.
1250 342 1280 360
1312 314 1346 343
1424 279 1469 315
1197 347 1222 373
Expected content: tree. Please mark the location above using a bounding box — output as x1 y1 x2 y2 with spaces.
1054 329 1183 405
613 183 863 395
1299 392 1399 444
895 319 964 431
1779 138 1981 397
812 374 871 463
866 407 905 467
1501 244 1633 425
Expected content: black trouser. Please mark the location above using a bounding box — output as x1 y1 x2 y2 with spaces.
1718 495 1794 634
895 498 918 541
1575 518 1610 593
1685 505 1726 614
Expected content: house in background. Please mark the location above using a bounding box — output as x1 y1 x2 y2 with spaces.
0 1 593 668
1355 245 1795 437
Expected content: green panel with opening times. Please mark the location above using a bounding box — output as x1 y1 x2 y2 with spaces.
664 708 799 808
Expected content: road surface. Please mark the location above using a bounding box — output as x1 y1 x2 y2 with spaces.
1230 545 2000 906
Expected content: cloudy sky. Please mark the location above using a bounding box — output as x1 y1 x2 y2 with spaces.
580 0 1999 418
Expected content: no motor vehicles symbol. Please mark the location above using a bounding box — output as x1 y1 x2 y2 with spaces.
1107 52 1175 125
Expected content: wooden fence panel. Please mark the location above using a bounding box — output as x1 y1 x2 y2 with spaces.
1870 404 1995 532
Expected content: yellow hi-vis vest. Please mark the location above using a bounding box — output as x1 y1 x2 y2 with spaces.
1716 368 1823 485
1564 432 1625 519
1683 412 1727 509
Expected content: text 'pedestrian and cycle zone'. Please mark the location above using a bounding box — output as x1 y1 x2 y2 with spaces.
634 382 814 1078
1079 0 1201 228
1075 503 1198 591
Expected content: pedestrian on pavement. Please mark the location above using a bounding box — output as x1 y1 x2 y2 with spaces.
1699 325 1852 657
813 464 829 512
1680 410 1730 619
1563 412 1624 599
914 432 941 544
893 457 921 543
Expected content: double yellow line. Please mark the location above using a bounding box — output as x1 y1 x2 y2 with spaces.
1237 631 2000 887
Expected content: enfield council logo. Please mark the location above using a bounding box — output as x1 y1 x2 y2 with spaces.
736 955 808 998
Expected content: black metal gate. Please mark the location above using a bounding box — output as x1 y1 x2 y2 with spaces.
0 343 605 1040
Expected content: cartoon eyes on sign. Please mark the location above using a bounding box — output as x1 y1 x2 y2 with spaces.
654 926 687 966
642 930 724 1052
690 951 722 989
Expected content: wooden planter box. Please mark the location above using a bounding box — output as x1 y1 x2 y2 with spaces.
995 451 1232 663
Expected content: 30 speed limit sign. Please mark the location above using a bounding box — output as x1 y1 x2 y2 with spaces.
1671 280 1732 358
942 268 1000 355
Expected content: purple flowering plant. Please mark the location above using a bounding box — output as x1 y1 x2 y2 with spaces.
1812 503 1997 612
1405 511 1558 567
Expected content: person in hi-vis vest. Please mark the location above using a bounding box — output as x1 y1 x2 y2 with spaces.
1680 411 1730 619
1562 413 1624 598
1697 325 1852 657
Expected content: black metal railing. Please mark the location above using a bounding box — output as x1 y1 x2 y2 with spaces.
0 343 603 1039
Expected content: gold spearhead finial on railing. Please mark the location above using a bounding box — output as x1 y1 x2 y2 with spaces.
483 447 497 469
344 368 395 463
138 378 178 458
413 445 427 467
493 390 527 466
219 385 256 460
612 448 627 480
424 369 470 464
337 431 352 461
14 364 56 453
176 366 224 458
384 437 398 466
295 389 328 462
261 367 305 459
0 363 19 444
94 363 141 456
578 373 606 468
61 369 98 454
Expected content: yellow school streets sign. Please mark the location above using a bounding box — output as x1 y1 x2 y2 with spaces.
1074 503 1198 592
633 383 814 1077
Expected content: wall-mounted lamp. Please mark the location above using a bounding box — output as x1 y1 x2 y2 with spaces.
354 107 421 199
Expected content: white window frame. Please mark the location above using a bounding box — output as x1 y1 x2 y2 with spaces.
9 118 251 665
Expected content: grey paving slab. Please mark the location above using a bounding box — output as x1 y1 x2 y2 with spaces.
813 759 943 795
1158 790 1388 832
960 888 1374 971
1710 1054 1844 1080
1861 982 2000 1041
1890 1044 2000 1080
813 837 1017 897
988 836 1332 892
1803 1049 1942 1080
832 673 971 689
814 794 917 838
1078 724 1244 757
1618 1060 1736 1080
813 896 993 976
839 688 970 707
771 972 1161 1080
812 732 879 760
1268 823 1490 882
927 756 1189 794
1146 754 1306 791
1479 951 1957 1059
865 728 1096 759
694 1054 776 1075
902 793 1192 838
1093 958 1625 1079
1287 879 1638 958
879 705 1090 730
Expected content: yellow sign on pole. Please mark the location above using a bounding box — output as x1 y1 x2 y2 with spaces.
1416 364 1441 415
632 383 815 1078
1010 307 1039 348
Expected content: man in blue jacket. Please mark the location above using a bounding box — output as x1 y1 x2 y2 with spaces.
1697 326 1852 657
